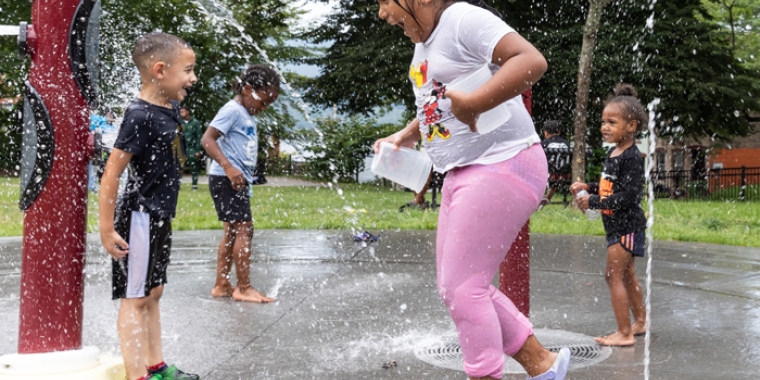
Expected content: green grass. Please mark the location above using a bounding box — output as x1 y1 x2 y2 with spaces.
1 177 759 247
533 199 760 246
171 182 438 231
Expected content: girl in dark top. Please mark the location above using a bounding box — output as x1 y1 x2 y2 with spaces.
571 84 648 346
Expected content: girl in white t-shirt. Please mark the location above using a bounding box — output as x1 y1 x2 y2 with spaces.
374 1 570 379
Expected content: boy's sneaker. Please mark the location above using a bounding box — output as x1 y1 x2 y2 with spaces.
152 365 200 380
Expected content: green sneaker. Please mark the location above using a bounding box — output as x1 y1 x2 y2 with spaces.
147 375 163 380
152 365 200 380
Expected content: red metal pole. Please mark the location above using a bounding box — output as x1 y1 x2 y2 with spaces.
498 88 533 317
18 0 89 353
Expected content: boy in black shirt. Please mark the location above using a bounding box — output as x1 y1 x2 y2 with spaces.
539 120 571 207
99 32 199 380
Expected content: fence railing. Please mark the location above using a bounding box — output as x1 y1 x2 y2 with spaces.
261 153 760 202
261 156 306 177
650 166 760 201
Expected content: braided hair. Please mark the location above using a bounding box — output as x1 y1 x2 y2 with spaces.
232 64 280 95
605 84 648 132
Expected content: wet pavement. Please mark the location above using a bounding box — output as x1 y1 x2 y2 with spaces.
0 230 759 379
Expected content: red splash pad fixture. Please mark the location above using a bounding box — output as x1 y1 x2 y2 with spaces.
498 89 533 317
17 0 100 354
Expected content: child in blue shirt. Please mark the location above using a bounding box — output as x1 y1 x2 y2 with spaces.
202 64 280 303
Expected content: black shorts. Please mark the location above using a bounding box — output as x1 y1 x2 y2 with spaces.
112 210 171 299
547 173 569 189
209 175 252 222
607 231 646 257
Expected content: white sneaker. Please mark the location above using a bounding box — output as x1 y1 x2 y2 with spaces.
526 347 571 380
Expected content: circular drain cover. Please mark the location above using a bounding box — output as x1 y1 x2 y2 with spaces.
413 328 612 374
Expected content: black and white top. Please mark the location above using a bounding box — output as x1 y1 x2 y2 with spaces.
541 135 571 175
114 98 184 220
588 145 647 239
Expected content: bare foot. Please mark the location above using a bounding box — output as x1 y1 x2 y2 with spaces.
232 286 275 303
211 284 234 298
631 321 650 336
595 331 635 346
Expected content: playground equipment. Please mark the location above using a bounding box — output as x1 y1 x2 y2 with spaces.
0 0 123 377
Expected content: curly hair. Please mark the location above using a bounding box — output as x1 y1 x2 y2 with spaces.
605 83 648 132
232 64 281 95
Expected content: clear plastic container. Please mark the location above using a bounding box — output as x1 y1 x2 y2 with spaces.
447 65 512 134
371 142 433 193
576 190 601 221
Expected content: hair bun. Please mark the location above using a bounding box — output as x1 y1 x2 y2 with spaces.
614 83 638 98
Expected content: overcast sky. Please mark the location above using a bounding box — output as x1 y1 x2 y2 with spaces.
297 0 339 29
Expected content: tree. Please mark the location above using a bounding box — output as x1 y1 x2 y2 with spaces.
700 0 760 71
0 1 30 173
571 0 611 183
634 0 759 140
0 0 308 171
299 0 414 116
500 0 759 159
99 0 307 143
296 116 398 182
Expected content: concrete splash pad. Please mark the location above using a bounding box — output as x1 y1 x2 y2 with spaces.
0 230 758 379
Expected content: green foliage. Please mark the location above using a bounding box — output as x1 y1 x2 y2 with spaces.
0 103 21 174
0 176 757 246
301 0 759 147
700 0 760 71
585 147 609 182
296 117 398 182
99 0 305 140
498 0 760 143
0 1 29 173
299 0 415 115
0 1 307 173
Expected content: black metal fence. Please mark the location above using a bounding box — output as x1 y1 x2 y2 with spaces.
650 166 760 201
263 152 760 202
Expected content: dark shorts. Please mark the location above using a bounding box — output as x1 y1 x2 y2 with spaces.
112 210 171 299
209 175 252 222
607 231 646 257
547 173 570 189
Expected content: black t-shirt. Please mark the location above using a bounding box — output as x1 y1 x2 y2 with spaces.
541 135 571 175
588 145 647 239
540 135 570 150
114 98 183 219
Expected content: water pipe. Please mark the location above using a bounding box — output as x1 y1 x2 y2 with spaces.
0 2 125 378
498 88 533 317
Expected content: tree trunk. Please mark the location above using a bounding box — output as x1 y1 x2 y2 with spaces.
725 1 736 51
571 0 611 184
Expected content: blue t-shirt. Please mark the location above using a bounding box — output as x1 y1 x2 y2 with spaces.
208 100 258 183
90 114 117 134
114 99 183 219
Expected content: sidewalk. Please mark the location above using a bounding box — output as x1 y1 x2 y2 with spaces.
0 231 759 379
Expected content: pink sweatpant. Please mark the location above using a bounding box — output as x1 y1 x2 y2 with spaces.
436 144 548 379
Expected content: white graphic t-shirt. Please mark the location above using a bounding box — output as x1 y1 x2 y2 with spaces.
410 3 540 172
208 100 258 183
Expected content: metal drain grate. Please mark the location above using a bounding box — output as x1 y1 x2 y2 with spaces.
414 328 612 374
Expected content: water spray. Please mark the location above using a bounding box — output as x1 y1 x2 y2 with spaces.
0 0 123 378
